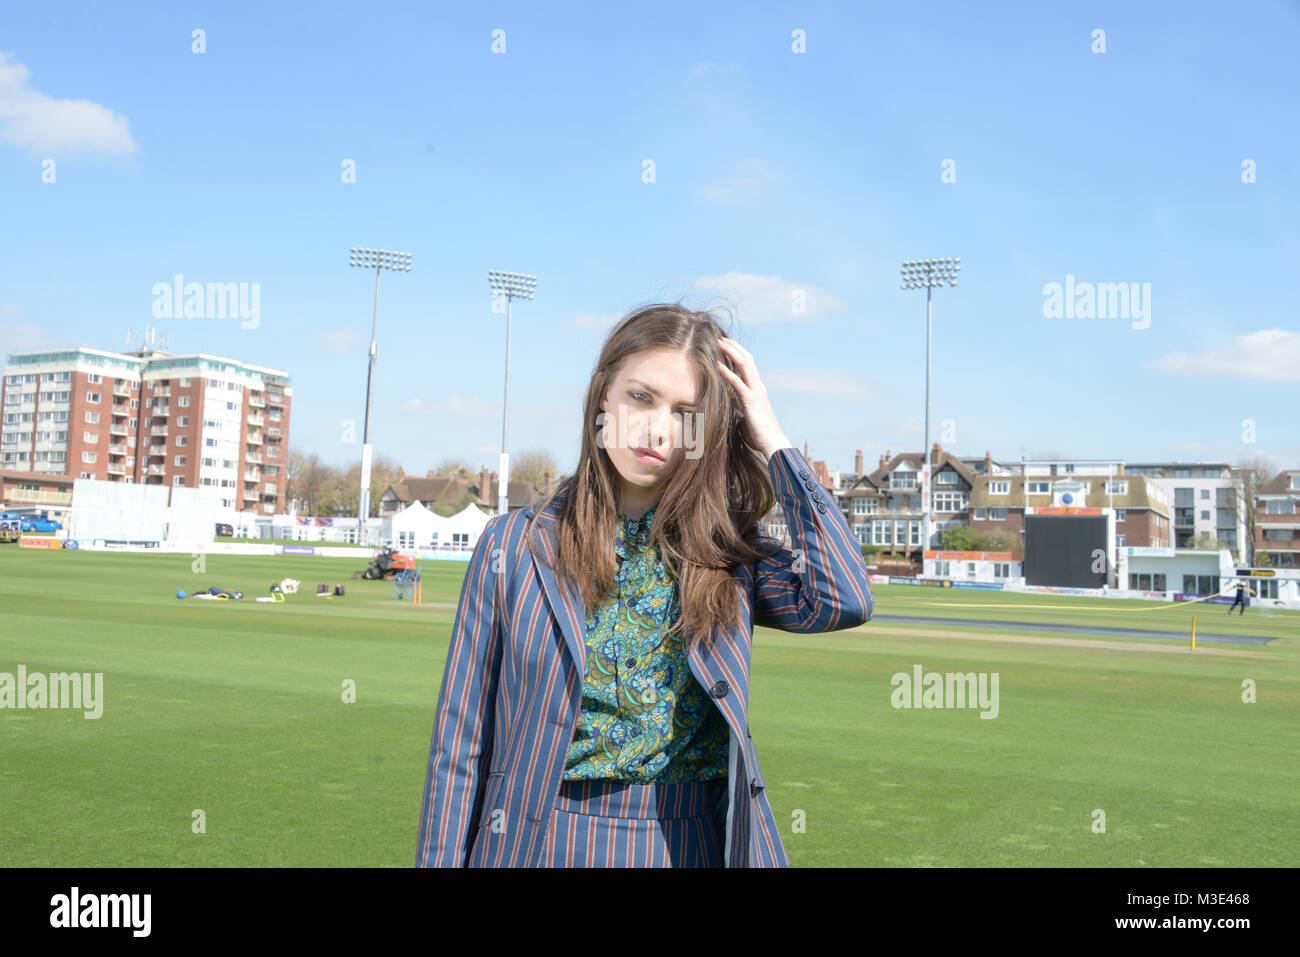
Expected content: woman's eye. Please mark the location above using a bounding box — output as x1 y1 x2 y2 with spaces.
630 392 649 403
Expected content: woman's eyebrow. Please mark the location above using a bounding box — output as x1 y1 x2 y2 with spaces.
628 379 696 407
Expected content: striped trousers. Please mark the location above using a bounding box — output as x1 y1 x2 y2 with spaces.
543 776 728 867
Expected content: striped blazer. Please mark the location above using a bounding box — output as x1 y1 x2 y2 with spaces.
416 446 874 867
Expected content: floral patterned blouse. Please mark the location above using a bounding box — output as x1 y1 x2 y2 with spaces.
562 504 730 782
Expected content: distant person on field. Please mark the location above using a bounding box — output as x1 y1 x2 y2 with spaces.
1228 580 1249 615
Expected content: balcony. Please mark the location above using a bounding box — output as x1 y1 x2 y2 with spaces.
152 387 171 398
246 433 262 446
245 453 262 465
3 487 71 506
112 404 129 416
243 488 259 501
151 425 168 436
108 443 127 455
266 427 281 438
265 391 285 405
247 413 264 427
152 404 169 417
244 471 261 482
106 463 125 475
249 394 265 408
147 464 165 476
147 446 167 458
113 384 132 397
110 423 128 436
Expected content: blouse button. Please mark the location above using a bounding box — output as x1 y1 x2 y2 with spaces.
710 680 730 698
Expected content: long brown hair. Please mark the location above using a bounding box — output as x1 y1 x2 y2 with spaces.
525 302 781 648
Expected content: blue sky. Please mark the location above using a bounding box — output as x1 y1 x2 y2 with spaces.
2 0 1297 481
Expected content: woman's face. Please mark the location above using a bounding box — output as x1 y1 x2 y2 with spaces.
598 348 702 502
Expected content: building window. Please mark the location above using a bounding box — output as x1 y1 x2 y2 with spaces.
973 507 986 520
82 451 97 463
1027 481 1050 494
1200 510 1210 521
1105 480 1128 495
1199 488 1210 499
129 418 138 429
853 523 866 542
935 471 957 485
180 377 191 387
84 411 100 424
87 373 102 383
989 481 1009 494
910 521 920 545
1116 535 1126 546
173 476 186 486
175 455 187 466
1116 508 1127 522
936 560 950 576
176 436 188 447
179 396 191 408
852 498 872 515
1174 468 1190 478
86 392 101 403
83 431 98 443
131 398 139 409
990 507 1008 520
178 416 188 427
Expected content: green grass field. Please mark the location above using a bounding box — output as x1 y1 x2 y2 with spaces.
1 546 1296 866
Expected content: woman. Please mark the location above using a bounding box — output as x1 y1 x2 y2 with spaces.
416 302 873 867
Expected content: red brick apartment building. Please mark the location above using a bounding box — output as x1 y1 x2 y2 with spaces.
1254 468 1300 567
1 346 291 515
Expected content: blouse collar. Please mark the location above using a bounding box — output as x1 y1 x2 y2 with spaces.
614 504 657 560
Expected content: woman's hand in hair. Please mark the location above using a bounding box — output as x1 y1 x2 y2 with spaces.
716 337 792 461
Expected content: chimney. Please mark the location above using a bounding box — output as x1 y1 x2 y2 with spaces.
933 442 942 453
544 467 555 495
984 450 992 472
803 440 810 459
1116 463 1124 476
855 449 863 475
480 467 493 503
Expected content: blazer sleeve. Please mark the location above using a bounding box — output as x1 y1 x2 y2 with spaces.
416 515 504 867
752 446 874 633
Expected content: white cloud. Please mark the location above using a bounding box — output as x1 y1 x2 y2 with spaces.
0 307 72 354
402 394 572 428
697 158 779 206
0 53 138 156
1146 328 1300 383
764 368 881 400
687 271 848 323
312 327 361 355
564 311 622 331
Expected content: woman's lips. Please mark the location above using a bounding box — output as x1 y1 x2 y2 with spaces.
632 447 665 467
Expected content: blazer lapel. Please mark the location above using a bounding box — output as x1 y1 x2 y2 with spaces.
527 488 590 673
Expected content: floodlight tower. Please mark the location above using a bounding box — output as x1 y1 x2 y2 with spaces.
487 270 538 517
900 257 960 559
350 247 411 545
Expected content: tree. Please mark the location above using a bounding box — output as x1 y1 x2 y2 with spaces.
509 448 561 492
1229 454 1276 566
286 450 335 516
429 458 474 481
1192 531 1226 550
